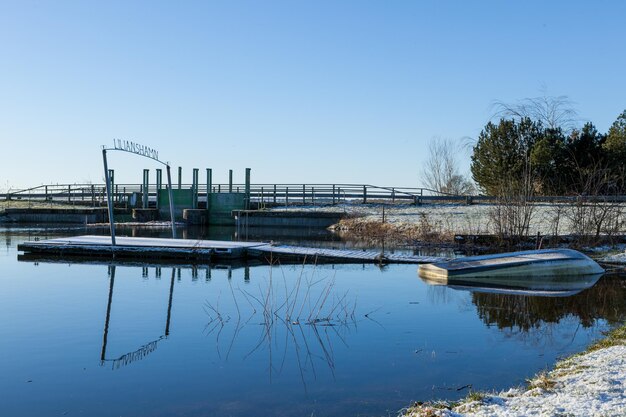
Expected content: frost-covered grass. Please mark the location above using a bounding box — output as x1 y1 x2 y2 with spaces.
601 249 626 265
0 200 78 211
273 202 626 251
276 201 626 237
402 324 626 417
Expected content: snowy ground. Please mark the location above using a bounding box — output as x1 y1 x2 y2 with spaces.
403 344 626 417
601 250 626 264
272 201 626 237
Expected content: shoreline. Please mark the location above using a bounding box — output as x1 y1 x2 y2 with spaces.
401 324 626 417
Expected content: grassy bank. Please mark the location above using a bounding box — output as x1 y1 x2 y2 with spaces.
325 202 626 250
401 322 626 417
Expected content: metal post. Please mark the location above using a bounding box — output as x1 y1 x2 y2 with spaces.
229 169 233 193
109 170 114 201
192 168 199 209
285 186 289 206
102 149 116 246
302 184 306 204
177 166 182 189
245 168 251 209
143 169 149 208
206 168 212 210
363 185 367 203
156 169 162 209
332 184 336 205
166 164 176 239
273 184 277 204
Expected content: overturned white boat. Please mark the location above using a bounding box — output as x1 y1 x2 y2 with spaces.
418 249 604 291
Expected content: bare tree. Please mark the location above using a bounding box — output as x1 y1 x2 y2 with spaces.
564 163 625 244
489 160 537 243
492 93 579 132
421 137 475 195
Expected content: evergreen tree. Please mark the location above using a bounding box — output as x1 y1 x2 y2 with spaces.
563 122 607 193
601 110 626 192
603 110 626 162
530 127 567 195
471 118 542 195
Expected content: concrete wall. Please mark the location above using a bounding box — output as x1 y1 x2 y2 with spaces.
232 210 345 228
158 189 194 220
3 208 108 224
132 208 159 222
208 193 246 226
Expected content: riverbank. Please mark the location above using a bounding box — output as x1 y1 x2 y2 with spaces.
401 324 626 417
273 202 626 249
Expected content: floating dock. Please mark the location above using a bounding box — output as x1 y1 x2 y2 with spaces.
17 235 444 264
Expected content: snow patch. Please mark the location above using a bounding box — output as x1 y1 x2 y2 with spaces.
405 345 626 417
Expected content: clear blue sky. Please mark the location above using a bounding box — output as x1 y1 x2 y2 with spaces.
1 0 624 190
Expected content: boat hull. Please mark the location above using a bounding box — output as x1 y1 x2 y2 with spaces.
418 249 605 289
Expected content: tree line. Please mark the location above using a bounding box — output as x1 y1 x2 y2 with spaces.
471 109 626 196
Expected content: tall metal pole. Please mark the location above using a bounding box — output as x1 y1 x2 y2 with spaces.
166 164 176 239
102 149 116 246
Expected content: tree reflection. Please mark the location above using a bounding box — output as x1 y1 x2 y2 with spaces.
470 274 626 332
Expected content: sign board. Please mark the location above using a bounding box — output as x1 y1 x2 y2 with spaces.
112 139 160 162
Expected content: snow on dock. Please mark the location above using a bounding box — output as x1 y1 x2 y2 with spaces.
17 235 444 264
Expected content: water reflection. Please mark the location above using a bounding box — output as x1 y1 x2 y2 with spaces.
19 256 369 391
469 274 625 331
99 265 176 370
202 262 362 392
8 251 626 417
420 273 604 298
422 273 625 332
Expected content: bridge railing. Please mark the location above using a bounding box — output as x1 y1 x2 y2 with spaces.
0 183 429 206
3 183 626 207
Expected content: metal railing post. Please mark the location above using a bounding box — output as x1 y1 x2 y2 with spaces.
166 164 176 239
102 149 116 246
142 169 149 208
206 168 212 210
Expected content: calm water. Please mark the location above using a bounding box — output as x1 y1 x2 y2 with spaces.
1 227 625 417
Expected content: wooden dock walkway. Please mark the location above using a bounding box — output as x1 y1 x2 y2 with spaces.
17 235 445 264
